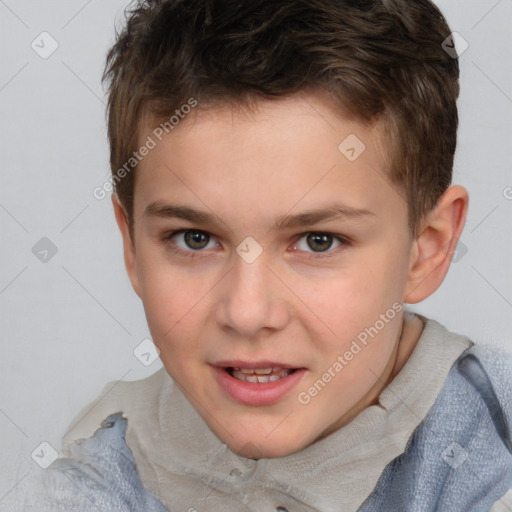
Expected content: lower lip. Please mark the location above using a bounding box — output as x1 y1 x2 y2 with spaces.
212 366 307 406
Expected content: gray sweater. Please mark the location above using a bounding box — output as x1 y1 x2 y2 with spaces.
8 316 512 511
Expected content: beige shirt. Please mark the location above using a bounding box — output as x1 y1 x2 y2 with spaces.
61 316 510 511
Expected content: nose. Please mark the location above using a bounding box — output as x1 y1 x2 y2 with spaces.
215 255 290 339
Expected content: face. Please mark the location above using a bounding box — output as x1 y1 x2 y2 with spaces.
122 91 416 458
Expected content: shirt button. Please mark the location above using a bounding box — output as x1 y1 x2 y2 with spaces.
229 468 242 477
276 507 289 512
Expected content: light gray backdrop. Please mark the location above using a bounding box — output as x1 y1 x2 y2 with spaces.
0 0 511 501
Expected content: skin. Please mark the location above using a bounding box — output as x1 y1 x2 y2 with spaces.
113 90 468 459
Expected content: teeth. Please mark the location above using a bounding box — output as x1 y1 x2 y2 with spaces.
240 368 280 375
230 368 293 383
238 367 278 375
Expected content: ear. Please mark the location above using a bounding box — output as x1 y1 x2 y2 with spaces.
112 193 141 297
404 185 469 303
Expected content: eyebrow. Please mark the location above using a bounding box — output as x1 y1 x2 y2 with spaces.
144 201 375 232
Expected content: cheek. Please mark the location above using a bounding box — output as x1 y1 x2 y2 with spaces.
304 244 408 356
135 250 206 355
313 259 402 324
352 237 410 301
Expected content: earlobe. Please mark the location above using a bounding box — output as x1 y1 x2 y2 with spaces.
111 194 141 297
404 185 469 304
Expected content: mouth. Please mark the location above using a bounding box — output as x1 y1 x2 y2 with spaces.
212 361 306 406
226 366 297 383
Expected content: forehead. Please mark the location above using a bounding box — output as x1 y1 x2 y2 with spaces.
134 92 404 229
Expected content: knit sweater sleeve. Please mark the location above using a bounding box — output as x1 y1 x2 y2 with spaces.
6 413 170 512
481 343 512 512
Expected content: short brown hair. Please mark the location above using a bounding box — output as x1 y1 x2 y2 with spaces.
103 0 459 235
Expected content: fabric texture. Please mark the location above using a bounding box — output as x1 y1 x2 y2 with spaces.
358 346 512 512
9 414 168 512
7 316 512 511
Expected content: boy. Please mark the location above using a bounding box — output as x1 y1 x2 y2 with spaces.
13 0 512 510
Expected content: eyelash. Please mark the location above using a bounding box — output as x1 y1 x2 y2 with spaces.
161 229 350 260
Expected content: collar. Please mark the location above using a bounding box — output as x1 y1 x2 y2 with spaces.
135 316 473 510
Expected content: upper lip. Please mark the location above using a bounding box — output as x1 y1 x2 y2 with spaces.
212 360 300 369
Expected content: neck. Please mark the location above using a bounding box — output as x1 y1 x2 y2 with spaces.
315 312 425 441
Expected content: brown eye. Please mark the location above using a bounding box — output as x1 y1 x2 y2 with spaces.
293 232 346 257
164 230 217 254
306 233 335 252
183 230 210 249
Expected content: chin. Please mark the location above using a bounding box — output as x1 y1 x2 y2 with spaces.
221 425 314 460
232 440 302 460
